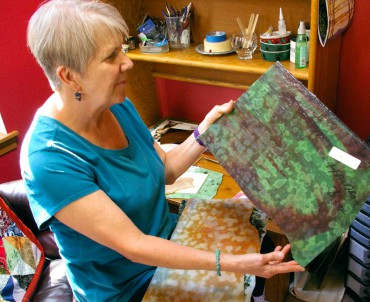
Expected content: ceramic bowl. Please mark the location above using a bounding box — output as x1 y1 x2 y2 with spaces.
260 31 291 44
260 41 290 52
261 49 290 62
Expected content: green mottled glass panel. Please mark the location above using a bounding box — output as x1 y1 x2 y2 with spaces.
201 62 370 267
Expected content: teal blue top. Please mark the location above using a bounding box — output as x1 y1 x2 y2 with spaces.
20 99 174 301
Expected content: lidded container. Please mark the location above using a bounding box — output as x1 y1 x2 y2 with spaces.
295 21 308 68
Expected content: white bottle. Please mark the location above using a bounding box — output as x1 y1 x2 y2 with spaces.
278 8 286 35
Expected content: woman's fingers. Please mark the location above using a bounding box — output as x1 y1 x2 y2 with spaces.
260 246 304 277
269 261 305 276
199 100 234 133
265 250 285 265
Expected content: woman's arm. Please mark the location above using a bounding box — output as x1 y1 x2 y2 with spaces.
55 190 304 278
156 100 235 184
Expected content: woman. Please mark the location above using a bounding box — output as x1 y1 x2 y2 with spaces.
21 1 304 301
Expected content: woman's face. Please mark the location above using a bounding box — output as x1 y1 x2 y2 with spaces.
78 32 134 107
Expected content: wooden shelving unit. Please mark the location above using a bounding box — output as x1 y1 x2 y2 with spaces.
111 0 341 126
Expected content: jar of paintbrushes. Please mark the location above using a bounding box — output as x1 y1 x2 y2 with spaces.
232 14 259 60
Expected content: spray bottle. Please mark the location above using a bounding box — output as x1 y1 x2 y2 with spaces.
278 8 286 35
295 21 308 68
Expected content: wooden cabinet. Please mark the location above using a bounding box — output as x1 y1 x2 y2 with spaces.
110 0 341 126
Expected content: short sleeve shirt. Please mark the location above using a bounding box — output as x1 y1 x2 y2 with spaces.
20 98 173 301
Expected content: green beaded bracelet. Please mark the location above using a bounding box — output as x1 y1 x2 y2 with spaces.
216 249 221 276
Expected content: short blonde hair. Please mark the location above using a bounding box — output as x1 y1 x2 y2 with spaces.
27 0 129 90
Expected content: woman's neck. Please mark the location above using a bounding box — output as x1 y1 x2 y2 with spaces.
40 92 127 149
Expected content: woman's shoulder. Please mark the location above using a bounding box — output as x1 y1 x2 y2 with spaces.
26 115 74 147
21 113 93 171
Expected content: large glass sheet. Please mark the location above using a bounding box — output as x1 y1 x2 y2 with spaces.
201 62 370 266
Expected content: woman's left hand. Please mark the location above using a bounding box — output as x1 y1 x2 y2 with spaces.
197 100 234 133
230 244 305 278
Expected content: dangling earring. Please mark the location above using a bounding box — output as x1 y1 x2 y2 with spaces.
74 92 82 101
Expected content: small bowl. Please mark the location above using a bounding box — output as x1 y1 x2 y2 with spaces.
261 49 290 62
260 41 290 52
139 43 169 54
260 31 291 44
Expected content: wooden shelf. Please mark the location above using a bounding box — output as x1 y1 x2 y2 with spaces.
0 131 19 156
113 0 340 128
114 0 340 118
127 45 309 81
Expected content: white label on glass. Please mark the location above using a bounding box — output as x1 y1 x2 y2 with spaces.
299 46 307 65
329 146 361 170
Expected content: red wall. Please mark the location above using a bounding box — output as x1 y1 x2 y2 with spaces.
336 0 370 141
0 0 51 183
0 0 368 184
156 78 244 123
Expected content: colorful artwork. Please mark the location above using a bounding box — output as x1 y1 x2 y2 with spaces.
165 166 223 199
143 198 267 301
200 62 370 267
0 197 45 301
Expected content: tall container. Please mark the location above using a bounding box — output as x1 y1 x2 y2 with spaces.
295 21 308 68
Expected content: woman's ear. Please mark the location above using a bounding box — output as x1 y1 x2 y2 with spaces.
56 66 81 91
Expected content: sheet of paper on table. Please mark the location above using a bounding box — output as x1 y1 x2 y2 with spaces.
158 139 224 199
165 171 208 194
165 166 223 200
